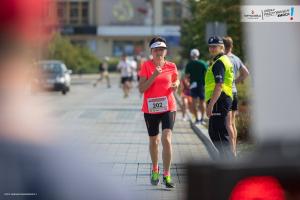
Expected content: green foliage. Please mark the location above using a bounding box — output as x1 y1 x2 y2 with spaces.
47 34 100 73
236 111 251 141
106 57 120 72
236 77 252 103
180 0 243 60
236 78 252 141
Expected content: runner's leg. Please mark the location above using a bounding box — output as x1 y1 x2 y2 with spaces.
226 111 235 156
199 99 206 121
161 129 172 174
192 98 199 121
161 111 176 175
232 110 238 156
149 135 160 168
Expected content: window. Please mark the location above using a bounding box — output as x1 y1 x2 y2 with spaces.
57 1 89 25
70 3 79 17
162 2 182 25
57 2 67 25
82 2 89 24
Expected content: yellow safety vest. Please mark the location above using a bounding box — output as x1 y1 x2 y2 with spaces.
205 55 234 101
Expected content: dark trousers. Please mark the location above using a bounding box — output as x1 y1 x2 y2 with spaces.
208 92 233 159
209 115 233 158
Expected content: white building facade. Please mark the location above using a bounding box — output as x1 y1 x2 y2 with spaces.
57 0 182 58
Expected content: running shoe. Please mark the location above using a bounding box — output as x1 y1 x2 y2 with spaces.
200 119 207 125
163 175 175 188
195 119 201 125
150 170 160 185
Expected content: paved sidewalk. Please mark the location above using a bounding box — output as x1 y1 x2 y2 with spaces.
46 75 210 199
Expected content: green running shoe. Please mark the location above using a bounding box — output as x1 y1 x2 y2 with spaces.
150 170 160 185
163 175 175 188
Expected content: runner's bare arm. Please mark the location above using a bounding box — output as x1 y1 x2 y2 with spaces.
235 65 249 84
138 66 162 93
170 79 180 92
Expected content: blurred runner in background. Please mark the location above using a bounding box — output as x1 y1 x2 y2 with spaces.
94 56 111 88
117 54 135 98
185 49 208 125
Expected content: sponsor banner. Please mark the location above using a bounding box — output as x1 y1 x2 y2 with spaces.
241 6 300 22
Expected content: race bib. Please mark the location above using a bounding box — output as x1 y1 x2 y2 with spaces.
147 96 168 113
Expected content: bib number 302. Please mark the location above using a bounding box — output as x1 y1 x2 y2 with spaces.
147 96 168 113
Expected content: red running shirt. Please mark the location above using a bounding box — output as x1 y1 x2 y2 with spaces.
139 60 178 114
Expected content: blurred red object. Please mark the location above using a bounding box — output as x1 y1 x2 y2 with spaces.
0 0 58 43
229 176 286 200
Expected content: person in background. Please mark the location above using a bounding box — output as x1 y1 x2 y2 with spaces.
180 70 191 121
223 36 249 156
205 36 234 159
185 49 208 125
117 54 135 98
94 57 111 88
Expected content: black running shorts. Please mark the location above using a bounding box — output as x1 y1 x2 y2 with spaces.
144 111 176 136
121 76 133 84
230 92 238 111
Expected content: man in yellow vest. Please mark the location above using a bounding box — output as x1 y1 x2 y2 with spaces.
205 36 234 158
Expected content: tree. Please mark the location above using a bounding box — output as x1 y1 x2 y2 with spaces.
47 33 100 73
180 0 243 60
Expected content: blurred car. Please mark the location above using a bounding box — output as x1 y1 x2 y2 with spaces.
32 60 72 95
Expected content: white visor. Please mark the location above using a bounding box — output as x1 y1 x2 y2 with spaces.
150 41 167 49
